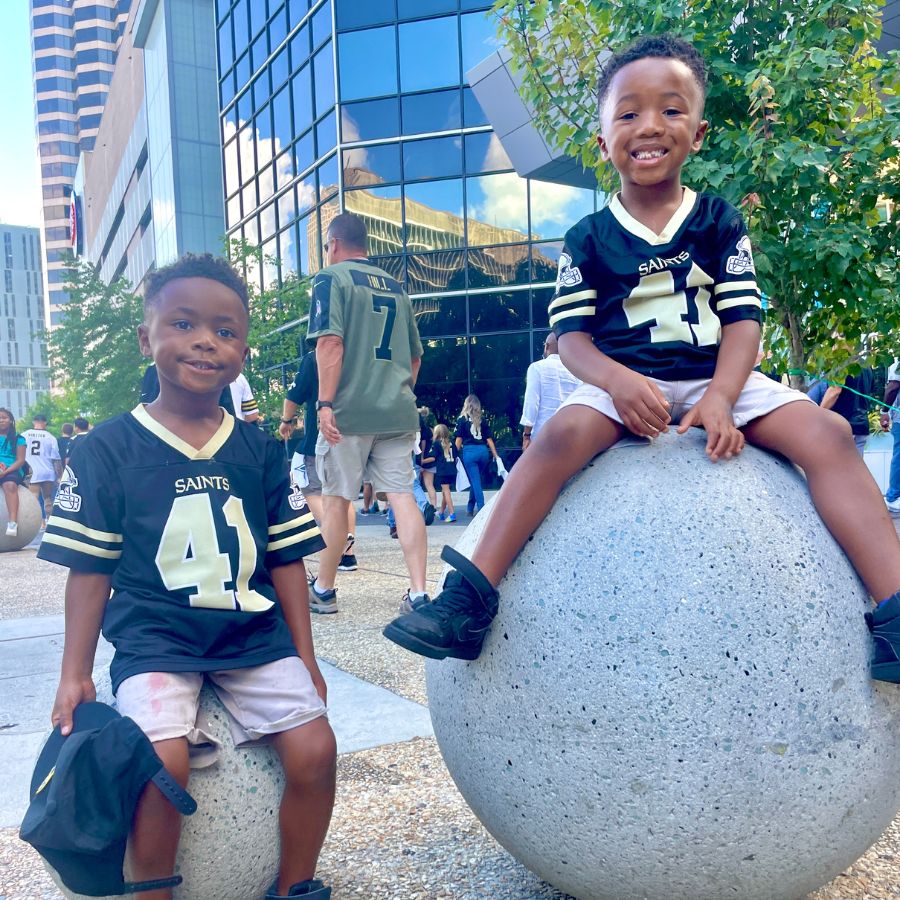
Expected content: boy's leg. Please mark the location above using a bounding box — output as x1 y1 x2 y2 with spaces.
270 718 337 895
743 403 900 600
383 406 624 659
127 737 190 900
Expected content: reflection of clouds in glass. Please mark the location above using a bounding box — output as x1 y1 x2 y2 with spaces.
224 118 297 277
480 133 511 171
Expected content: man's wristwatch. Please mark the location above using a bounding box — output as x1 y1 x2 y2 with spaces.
280 417 295 424
316 400 334 411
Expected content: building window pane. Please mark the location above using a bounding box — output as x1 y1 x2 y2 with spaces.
416 337 469 428
297 211 321 276
313 43 335 116
529 180 596 241
468 245 530 289
336 0 395 29
413 295 465 338
254 106 274 166
405 179 464 251
270 43 290 91
400 88 461 136
464 132 511 174
369 254 406 285
341 97 400 141
218 17 235 72
251 29 269 72
224 138 241 195
532 286 552 329
338 26 397 101
274 146 294 190
291 65 313 134
463 86 488 126
227 193 242 228
460 10 499 74
398 0 455 18
468 289 529 333
258 162 276 206
469 332 530 441
272 83 292 154
296 171 316 216
531 242 563 284
317 153 339 202
289 24 310 68
345 185 403 256
403 135 462 182
343 143 401 185
466 173 527 246
279 225 299 275
249 0 267 37
316 109 337 156
406 249 465 294
399 17 460 92
294 130 315 174
312 0 332 48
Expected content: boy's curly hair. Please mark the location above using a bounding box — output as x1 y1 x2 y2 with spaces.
143 253 250 313
597 33 708 115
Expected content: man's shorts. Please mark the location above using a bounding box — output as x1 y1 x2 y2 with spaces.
303 454 323 496
115 656 327 768
316 432 416 500
560 371 811 428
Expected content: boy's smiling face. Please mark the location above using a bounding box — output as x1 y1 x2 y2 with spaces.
138 276 249 402
598 56 708 190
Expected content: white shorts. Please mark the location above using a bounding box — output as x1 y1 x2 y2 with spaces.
116 656 327 768
560 370 811 428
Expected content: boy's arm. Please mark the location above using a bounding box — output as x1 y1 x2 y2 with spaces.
676 319 761 461
558 331 671 438
271 561 327 703
52 571 111 735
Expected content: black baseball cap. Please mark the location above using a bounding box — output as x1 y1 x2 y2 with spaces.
20 702 197 897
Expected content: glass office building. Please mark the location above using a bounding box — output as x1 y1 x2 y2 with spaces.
215 0 600 442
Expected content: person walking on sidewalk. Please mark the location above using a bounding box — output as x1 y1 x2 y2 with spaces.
882 361 900 513
520 332 582 450
21 413 62 526
308 212 429 615
455 394 500 516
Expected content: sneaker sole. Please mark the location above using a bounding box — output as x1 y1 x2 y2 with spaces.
381 622 481 660
337 564 358 571
310 603 338 615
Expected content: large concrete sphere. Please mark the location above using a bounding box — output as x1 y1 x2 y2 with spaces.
0 485 41 551
427 429 900 900
50 681 283 900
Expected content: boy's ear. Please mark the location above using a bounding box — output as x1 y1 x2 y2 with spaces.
692 119 710 153
597 134 610 161
137 323 152 359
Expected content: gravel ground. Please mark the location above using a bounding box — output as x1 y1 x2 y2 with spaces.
4 517 900 899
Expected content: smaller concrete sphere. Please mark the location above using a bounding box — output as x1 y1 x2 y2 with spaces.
48 680 284 900
0 485 42 551
427 429 900 900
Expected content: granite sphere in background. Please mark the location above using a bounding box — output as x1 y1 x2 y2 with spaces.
0 485 41 551
49 681 283 900
427 429 900 900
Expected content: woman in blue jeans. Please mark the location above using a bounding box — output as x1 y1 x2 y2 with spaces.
455 394 500 516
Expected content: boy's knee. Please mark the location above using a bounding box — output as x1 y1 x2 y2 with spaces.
278 720 336 786
817 409 855 446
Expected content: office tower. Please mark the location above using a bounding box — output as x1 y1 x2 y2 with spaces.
30 0 132 325
215 0 600 437
0 225 51 414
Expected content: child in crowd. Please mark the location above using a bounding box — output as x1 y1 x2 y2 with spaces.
39 254 336 900
431 424 458 522
383 35 900 682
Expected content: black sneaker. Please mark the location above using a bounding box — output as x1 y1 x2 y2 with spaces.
309 582 338 615
389 525 398 539
266 878 331 899
383 546 498 660
866 592 900 682
338 553 358 571
422 502 436 525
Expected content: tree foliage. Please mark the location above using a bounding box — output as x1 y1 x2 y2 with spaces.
495 0 900 384
226 239 311 423
17 381 84 434
49 253 145 423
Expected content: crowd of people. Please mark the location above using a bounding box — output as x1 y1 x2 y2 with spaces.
14 33 900 900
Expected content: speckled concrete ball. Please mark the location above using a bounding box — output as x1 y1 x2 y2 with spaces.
427 429 900 900
0 485 41 551
49 680 284 900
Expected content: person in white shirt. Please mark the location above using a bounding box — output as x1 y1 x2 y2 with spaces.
230 372 260 422
520 332 582 450
21 414 62 522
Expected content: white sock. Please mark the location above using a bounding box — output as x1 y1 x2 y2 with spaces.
409 590 428 603
314 578 332 594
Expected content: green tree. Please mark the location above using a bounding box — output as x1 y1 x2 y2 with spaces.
227 239 311 423
49 253 145 423
495 0 900 385
17 382 83 434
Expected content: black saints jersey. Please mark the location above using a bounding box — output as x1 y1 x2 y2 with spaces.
38 406 324 692
549 190 762 380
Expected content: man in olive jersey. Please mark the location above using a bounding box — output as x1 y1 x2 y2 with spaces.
307 213 428 615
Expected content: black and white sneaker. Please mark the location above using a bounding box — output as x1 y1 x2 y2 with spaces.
338 554 358 571
422 502 436 526
398 589 431 615
383 547 498 660
309 582 338 615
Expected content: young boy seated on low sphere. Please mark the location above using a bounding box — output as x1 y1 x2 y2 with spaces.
383 34 900 683
39 254 336 900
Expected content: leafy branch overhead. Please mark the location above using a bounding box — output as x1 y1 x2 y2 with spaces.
494 0 900 383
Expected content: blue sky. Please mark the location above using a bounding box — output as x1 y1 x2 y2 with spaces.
0 1 42 228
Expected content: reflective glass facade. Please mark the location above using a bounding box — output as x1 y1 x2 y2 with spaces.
216 0 601 444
